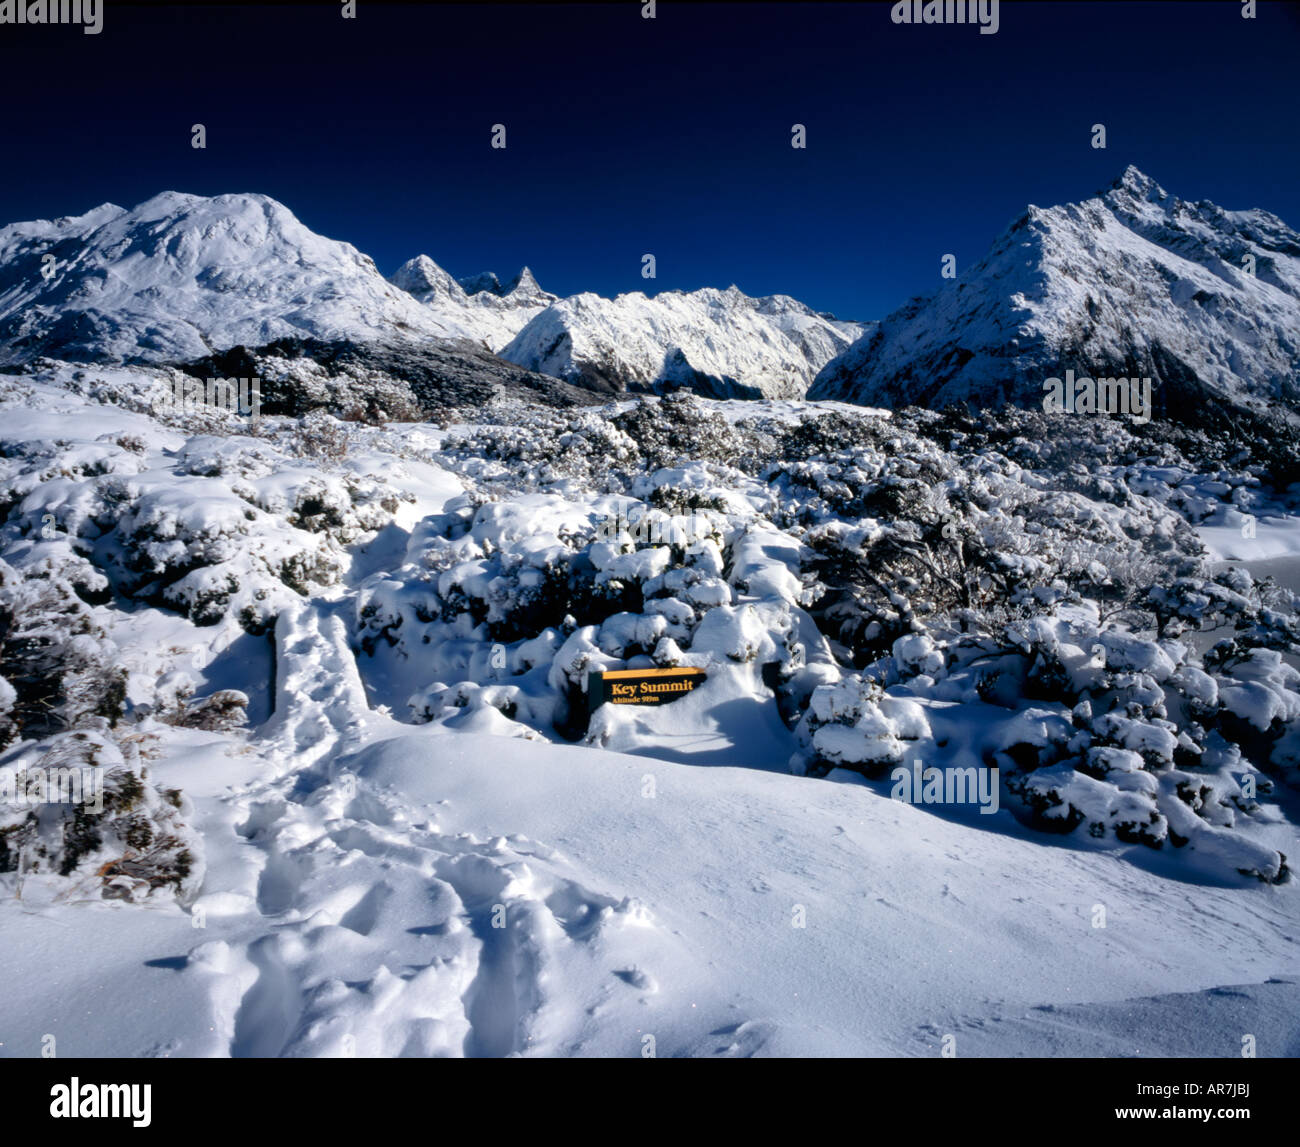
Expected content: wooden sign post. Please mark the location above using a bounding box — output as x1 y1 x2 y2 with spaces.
587 666 708 715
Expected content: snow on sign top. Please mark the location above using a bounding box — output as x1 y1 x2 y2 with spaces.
587 667 708 712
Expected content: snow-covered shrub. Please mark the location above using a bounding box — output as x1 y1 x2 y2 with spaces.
161 687 251 733
394 394 1300 880
0 673 18 747
295 409 351 461
0 724 202 902
793 601 1293 882
782 425 1207 665
442 408 639 489
0 412 410 632
796 676 930 776
611 393 754 471
356 463 828 737
0 556 126 742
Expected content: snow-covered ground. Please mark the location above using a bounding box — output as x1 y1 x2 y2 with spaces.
1197 500 1300 674
5 716 1298 1058
1198 499 1300 566
2 368 1298 1058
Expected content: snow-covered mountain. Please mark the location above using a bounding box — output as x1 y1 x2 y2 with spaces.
461 265 552 305
389 255 555 351
15 173 1296 417
0 192 488 365
0 192 862 401
499 285 871 399
810 167 1300 423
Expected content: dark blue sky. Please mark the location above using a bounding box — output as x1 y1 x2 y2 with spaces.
1 1 1298 320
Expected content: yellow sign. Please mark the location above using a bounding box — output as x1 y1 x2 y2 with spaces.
587 667 708 711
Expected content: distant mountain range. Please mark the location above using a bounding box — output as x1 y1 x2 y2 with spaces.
496 286 868 399
1 168 1296 421
0 189 865 401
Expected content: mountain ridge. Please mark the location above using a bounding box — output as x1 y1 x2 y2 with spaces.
2 171 1297 422
809 165 1300 426
497 284 871 399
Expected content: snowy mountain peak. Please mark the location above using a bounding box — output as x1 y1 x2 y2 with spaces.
810 170 1300 424
503 266 547 299
0 189 868 392
1105 164 1170 204
390 254 466 301
0 191 473 364
457 266 549 301
390 261 556 351
50 202 127 231
127 189 209 221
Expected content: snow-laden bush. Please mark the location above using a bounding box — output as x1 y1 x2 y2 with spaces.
0 724 202 902
0 555 125 742
793 607 1295 883
357 472 835 737
377 394 1300 881
0 412 407 631
800 675 930 772
779 425 1206 664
